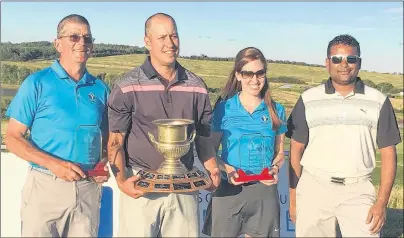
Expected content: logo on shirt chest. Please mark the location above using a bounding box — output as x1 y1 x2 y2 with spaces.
261 115 269 122
88 92 96 103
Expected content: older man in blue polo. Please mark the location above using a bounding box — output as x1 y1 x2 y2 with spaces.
5 14 110 237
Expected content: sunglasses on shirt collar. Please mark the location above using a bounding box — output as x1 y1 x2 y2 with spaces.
328 54 360 64
58 34 95 44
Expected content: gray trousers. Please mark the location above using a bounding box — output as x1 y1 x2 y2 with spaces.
21 168 102 237
118 167 200 237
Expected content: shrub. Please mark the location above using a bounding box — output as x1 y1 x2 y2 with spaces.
1 98 12 118
268 76 306 85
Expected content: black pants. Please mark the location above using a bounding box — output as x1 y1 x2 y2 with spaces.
202 179 280 237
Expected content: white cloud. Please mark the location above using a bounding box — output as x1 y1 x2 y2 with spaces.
384 7 403 13
326 25 375 33
278 23 324 33
391 15 403 20
356 16 375 21
350 27 376 32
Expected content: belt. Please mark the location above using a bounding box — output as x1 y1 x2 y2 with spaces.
30 166 55 176
305 169 371 185
30 166 89 181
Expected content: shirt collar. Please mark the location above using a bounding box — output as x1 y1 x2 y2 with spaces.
51 60 93 84
140 56 188 81
324 77 365 94
234 93 266 112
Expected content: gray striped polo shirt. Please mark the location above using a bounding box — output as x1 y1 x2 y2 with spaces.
286 78 401 177
108 57 212 170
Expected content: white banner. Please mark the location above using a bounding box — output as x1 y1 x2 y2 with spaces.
1 151 295 237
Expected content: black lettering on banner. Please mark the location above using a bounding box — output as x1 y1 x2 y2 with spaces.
198 192 202 203
286 210 296 232
279 194 288 204
205 193 212 203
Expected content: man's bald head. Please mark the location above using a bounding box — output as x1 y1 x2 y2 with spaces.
144 13 177 37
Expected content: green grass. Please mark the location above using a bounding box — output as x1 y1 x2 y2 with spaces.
2 54 403 87
372 144 404 187
1 84 20 89
1 120 7 139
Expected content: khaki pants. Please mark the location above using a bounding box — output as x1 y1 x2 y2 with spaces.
21 168 102 237
118 168 200 237
296 170 379 237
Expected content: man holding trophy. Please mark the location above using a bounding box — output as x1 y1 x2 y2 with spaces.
5 14 110 237
107 13 220 237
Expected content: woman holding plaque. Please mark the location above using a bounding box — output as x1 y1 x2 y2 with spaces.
202 47 287 237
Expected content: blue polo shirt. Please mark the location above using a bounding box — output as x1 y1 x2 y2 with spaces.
212 94 287 174
6 60 110 171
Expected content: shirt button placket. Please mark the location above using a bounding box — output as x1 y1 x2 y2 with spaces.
75 87 80 107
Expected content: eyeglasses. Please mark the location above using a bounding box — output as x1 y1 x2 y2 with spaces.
329 54 360 64
239 69 266 79
58 34 95 44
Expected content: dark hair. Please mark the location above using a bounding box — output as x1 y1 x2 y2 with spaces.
145 13 177 37
57 14 90 38
214 47 282 130
327 34 361 57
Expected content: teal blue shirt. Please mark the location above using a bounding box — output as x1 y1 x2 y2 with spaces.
212 94 287 174
6 60 110 171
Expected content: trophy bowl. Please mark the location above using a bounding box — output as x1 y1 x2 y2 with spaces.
134 119 212 193
152 141 191 174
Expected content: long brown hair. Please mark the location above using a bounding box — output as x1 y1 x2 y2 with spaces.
214 47 282 130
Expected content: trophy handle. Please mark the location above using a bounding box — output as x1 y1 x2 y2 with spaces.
148 132 159 146
188 130 196 143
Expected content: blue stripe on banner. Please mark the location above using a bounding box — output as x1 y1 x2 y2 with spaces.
98 186 113 237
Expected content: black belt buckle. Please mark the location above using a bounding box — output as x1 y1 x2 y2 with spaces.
331 177 345 185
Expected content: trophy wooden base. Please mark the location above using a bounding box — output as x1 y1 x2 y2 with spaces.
86 162 109 177
234 168 274 183
134 166 212 193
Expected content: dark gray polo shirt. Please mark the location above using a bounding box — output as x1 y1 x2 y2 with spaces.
286 77 401 177
108 57 212 170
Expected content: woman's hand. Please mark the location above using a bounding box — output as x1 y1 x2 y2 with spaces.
260 164 279 186
225 164 246 186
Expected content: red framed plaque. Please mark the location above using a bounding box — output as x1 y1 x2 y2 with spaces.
234 167 274 183
86 162 109 177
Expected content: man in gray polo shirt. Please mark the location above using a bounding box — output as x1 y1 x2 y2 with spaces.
287 34 401 237
106 13 220 237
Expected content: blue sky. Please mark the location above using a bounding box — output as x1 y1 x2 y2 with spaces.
2 2 403 73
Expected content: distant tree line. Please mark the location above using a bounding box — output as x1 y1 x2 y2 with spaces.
321 79 403 95
0 41 149 61
181 54 325 68
1 41 324 68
